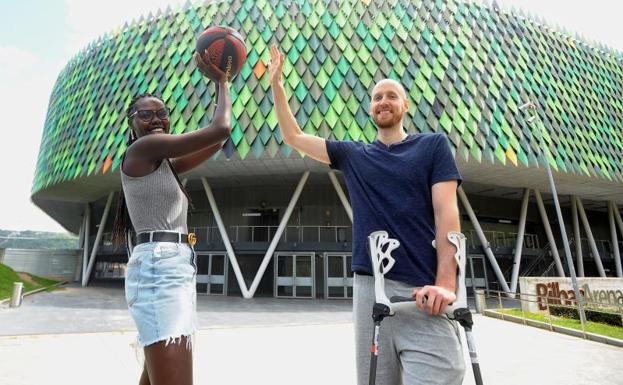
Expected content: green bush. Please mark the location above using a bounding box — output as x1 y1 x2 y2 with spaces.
0 263 59 300
550 305 622 327
549 305 577 319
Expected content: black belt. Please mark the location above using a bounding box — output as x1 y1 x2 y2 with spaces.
136 231 197 246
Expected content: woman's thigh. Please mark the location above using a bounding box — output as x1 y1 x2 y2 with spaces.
144 337 193 385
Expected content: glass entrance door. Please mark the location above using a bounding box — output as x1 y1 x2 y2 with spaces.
196 252 228 295
274 252 315 298
466 255 488 296
324 253 353 299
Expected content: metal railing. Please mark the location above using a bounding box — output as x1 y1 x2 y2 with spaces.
187 225 352 243
521 242 555 277
187 226 222 244
96 231 621 259
571 237 622 260
477 288 623 339
281 225 352 243
97 226 352 249
460 231 623 261
466 230 539 249
508 232 540 249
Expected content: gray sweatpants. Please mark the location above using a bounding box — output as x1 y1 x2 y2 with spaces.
354 274 465 385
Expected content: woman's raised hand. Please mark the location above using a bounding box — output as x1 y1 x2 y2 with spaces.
194 52 229 83
269 44 285 86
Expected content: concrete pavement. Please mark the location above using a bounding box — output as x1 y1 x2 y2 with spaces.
1 283 622 385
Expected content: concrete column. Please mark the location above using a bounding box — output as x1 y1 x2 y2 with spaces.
328 171 352 223
614 202 623 237
474 288 487 314
82 192 114 286
75 217 85 282
77 220 85 251
608 201 622 277
247 171 310 298
571 196 584 277
575 196 606 277
510 188 530 293
613 202 623 275
457 187 511 294
534 190 565 276
202 177 250 298
82 203 91 281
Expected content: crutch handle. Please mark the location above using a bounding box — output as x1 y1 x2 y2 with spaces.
390 295 456 314
390 295 416 303
391 295 453 304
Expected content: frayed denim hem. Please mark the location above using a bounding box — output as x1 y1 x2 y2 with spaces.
143 332 195 350
132 333 195 366
162 333 194 351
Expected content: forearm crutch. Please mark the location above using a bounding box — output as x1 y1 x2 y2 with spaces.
366 231 484 385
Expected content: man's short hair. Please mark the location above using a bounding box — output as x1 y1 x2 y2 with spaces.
372 79 407 101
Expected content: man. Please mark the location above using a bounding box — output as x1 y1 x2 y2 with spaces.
269 44 465 385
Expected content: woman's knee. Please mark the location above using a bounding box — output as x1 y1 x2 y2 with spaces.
144 338 193 385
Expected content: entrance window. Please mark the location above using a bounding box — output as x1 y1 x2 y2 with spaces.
196 252 228 295
274 252 315 298
324 253 353 299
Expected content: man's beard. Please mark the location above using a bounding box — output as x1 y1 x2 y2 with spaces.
373 112 402 129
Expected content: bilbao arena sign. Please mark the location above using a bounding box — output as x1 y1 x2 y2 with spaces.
519 277 623 313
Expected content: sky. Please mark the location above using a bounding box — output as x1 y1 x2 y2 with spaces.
0 0 622 234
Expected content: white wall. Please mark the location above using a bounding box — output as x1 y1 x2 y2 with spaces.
2 248 80 281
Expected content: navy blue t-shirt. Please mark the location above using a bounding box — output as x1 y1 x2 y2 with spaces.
326 133 462 286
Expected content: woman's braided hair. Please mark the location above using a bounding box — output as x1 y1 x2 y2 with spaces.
111 94 193 248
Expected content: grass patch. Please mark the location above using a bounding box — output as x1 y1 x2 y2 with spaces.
497 308 623 340
0 263 59 300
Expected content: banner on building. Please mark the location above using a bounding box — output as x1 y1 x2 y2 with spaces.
519 277 623 313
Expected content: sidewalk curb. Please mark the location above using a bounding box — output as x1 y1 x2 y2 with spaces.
0 281 68 306
484 309 623 348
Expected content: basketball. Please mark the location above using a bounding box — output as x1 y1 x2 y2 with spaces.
196 26 247 80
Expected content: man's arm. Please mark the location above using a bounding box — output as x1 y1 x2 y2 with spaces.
432 180 460 291
413 180 460 315
269 44 330 164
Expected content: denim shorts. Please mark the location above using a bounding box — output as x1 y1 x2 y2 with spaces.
125 241 197 349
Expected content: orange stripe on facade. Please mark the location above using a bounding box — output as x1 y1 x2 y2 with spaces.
103 156 113 173
253 59 266 79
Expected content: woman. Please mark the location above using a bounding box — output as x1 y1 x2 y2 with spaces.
112 53 231 385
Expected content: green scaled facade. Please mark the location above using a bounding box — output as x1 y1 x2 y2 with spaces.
33 0 623 193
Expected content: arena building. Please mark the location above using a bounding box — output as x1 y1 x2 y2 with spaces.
32 0 623 298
